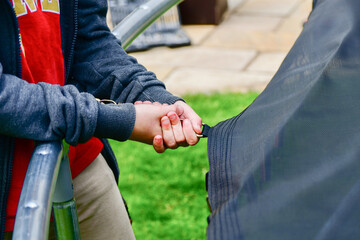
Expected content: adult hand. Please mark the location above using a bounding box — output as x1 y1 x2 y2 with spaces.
133 101 202 153
133 101 184 153
129 103 184 148
174 100 202 137
174 101 202 134
156 101 202 153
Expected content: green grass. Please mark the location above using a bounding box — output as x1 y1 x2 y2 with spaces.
109 92 258 240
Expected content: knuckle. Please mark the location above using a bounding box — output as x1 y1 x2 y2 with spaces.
167 140 177 148
176 135 186 143
188 137 198 146
161 120 171 130
162 123 171 130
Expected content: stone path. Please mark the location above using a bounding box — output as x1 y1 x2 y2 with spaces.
129 0 313 96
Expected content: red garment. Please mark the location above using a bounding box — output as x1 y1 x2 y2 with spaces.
5 0 103 231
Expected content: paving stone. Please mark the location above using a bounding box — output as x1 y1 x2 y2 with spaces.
203 30 299 52
289 0 312 19
247 52 287 73
141 65 175 81
182 25 216 45
128 0 310 94
228 0 245 10
163 67 273 96
130 46 257 71
237 0 302 17
202 13 299 51
276 0 312 34
220 14 282 31
276 17 305 37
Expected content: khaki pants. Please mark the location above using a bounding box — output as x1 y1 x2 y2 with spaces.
5 154 135 240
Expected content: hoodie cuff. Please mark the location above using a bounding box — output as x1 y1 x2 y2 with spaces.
139 86 185 104
94 103 136 141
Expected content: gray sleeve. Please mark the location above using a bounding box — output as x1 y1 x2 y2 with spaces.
70 0 184 105
0 64 135 145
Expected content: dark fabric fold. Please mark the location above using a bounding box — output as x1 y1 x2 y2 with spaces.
207 0 360 239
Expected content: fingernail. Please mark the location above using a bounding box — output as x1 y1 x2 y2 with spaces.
154 136 162 143
162 117 168 123
169 114 177 121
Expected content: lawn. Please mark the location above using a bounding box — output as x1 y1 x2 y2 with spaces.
109 92 259 240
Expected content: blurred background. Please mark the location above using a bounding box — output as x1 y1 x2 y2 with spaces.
107 0 313 239
113 0 313 96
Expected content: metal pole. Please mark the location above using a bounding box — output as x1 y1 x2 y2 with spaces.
52 142 81 240
112 0 183 49
13 142 63 240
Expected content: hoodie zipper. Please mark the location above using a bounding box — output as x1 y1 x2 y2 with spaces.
0 1 20 237
0 140 14 239
64 0 79 83
5 0 22 78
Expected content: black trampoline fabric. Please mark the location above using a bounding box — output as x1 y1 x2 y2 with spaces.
206 0 360 239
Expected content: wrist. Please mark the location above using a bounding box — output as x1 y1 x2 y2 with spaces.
94 103 136 141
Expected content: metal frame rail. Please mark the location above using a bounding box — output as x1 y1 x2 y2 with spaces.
112 0 183 49
13 141 64 240
12 0 183 239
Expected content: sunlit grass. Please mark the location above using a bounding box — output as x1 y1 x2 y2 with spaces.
110 92 258 240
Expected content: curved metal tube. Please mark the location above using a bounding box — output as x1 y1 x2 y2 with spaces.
13 142 63 240
112 0 183 49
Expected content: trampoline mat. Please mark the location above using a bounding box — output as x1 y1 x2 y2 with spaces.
206 0 360 239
